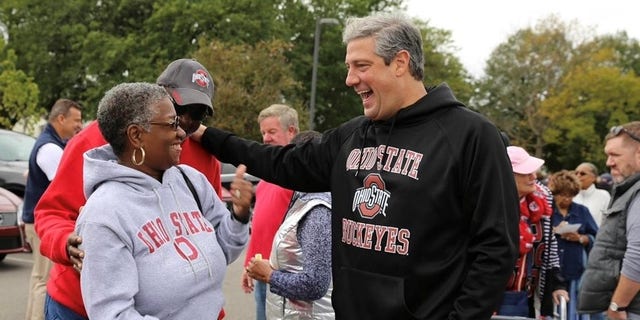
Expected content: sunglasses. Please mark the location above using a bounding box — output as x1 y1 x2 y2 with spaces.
177 106 209 123
610 125 640 143
149 116 180 131
166 92 211 123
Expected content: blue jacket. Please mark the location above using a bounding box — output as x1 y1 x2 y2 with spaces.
551 202 599 280
22 123 67 223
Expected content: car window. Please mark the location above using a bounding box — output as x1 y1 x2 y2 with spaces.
0 130 36 161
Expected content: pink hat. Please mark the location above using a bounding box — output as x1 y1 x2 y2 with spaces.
507 146 545 174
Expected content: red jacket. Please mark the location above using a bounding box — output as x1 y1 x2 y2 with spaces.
34 121 222 317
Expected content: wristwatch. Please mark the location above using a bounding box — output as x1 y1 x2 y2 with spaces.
609 302 628 312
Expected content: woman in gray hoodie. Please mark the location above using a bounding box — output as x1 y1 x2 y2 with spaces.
76 82 252 320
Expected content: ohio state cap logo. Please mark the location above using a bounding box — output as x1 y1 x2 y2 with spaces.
352 173 391 219
192 69 211 88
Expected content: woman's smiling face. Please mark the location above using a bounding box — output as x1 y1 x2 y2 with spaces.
142 97 186 173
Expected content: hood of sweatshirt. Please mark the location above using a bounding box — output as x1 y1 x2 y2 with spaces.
375 83 464 128
83 144 165 199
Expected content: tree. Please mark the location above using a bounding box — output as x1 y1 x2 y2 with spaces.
0 0 289 117
472 16 576 158
0 0 471 133
0 38 40 130
194 39 302 141
416 19 473 105
473 16 640 171
540 35 640 170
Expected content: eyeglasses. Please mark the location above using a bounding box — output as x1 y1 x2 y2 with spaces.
149 116 180 131
575 171 589 177
610 126 640 143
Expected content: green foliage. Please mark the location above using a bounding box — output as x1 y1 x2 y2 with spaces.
0 39 40 129
541 43 640 170
415 19 473 105
475 15 640 172
194 39 302 141
0 0 476 141
473 16 575 159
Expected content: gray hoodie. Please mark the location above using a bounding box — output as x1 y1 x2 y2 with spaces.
77 145 248 320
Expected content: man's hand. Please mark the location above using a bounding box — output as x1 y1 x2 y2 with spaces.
66 233 83 272
189 124 207 143
231 164 254 222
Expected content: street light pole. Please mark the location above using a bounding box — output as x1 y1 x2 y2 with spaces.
309 18 339 130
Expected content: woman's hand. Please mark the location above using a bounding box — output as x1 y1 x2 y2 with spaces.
231 164 254 223
561 231 587 245
246 256 274 284
241 269 254 293
552 289 569 306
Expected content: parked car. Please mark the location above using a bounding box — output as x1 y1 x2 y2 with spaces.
0 186 31 261
220 162 260 191
0 128 36 198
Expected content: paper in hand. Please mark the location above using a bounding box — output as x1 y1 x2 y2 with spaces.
554 223 581 234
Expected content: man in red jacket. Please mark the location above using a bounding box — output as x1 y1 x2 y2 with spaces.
35 59 224 320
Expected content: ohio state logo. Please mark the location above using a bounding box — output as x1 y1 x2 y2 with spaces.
192 69 210 88
528 201 540 212
352 173 391 219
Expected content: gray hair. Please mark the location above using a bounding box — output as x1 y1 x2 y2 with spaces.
343 12 424 81
577 162 598 176
97 82 169 156
257 104 299 133
48 98 82 122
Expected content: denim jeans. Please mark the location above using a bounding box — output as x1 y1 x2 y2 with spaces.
44 293 87 320
254 280 267 320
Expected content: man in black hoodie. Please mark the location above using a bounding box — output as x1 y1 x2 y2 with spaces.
194 12 519 320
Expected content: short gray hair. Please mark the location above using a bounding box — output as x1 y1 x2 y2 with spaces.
343 12 424 81
257 104 299 133
577 162 598 176
97 82 169 156
48 99 82 122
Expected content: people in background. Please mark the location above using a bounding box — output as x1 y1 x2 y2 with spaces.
579 122 640 319
548 170 598 320
241 104 298 320
498 146 568 319
23 98 82 320
573 162 611 226
246 130 334 320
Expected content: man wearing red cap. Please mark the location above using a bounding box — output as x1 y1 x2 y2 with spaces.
35 59 225 320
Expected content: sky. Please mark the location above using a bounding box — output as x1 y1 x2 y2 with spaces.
405 0 639 78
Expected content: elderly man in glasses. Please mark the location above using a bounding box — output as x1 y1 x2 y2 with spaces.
573 162 611 227
579 121 640 320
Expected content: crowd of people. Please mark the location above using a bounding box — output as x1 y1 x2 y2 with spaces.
13 10 639 320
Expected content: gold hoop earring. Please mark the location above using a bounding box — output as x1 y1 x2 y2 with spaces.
132 147 146 166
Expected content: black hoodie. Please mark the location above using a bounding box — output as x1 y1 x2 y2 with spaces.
201 84 519 319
